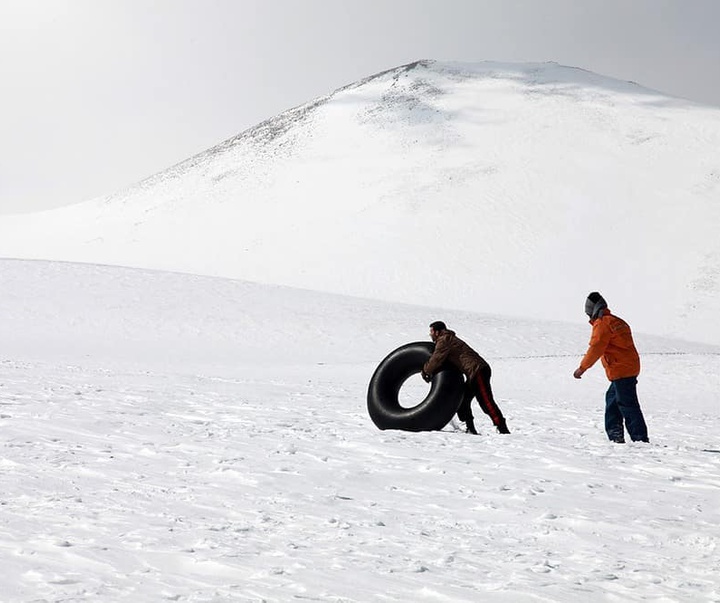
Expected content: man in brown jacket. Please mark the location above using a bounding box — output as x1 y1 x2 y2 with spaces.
422 321 510 435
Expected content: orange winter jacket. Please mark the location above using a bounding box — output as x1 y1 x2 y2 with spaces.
580 310 640 381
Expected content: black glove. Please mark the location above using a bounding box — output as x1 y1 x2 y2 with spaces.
421 371 432 383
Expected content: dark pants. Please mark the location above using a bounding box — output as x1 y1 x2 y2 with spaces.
605 376 648 442
457 366 505 427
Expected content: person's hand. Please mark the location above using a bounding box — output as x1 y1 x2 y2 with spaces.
573 367 585 379
421 371 432 383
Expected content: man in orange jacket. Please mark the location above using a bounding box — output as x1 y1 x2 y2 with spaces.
573 292 649 443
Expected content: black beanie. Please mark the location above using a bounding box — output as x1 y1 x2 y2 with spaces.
585 292 607 319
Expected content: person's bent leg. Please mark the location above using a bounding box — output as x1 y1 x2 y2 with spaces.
605 382 625 442
475 367 509 433
613 376 648 442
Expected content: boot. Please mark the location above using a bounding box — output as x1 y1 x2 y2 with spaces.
496 419 510 434
466 421 478 435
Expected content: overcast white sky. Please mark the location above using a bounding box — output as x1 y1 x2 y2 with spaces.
1 0 719 214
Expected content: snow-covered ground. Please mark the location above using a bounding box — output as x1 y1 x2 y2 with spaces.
2 259 719 602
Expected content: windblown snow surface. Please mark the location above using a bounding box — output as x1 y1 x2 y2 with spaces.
1 61 720 601
1 260 719 602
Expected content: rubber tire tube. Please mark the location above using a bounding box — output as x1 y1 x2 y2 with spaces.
367 341 465 431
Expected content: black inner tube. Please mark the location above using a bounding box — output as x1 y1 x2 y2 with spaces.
367 341 465 431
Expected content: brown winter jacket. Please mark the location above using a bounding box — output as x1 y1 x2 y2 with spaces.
423 330 489 379
579 309 640 381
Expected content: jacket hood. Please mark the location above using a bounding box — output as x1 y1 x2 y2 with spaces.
589 308 613 324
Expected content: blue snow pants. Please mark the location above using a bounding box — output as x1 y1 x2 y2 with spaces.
605 376 649 442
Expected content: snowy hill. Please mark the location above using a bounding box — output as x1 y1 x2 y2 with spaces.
2 60 720 343
3 59 720 602
2 258 720 601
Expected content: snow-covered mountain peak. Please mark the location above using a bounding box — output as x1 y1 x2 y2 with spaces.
1 60 719 343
